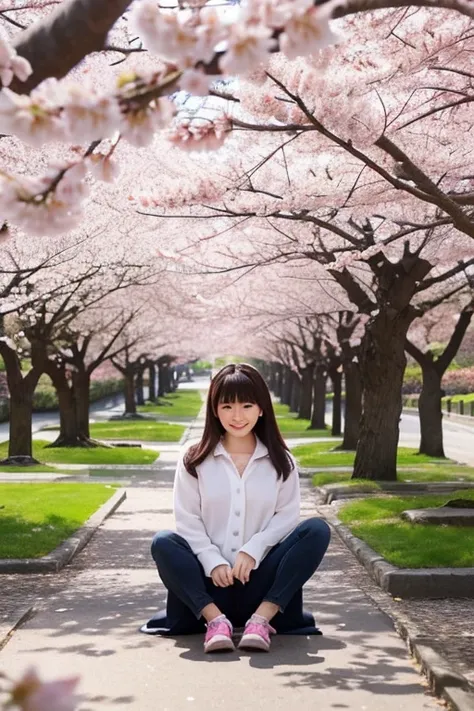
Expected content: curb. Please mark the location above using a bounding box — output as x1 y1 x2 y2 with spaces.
319 510 474 710
330 515 474 598
388 612 474 711
316 481 474 504
0 488 127 574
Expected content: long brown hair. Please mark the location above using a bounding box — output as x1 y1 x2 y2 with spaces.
184 363 293 480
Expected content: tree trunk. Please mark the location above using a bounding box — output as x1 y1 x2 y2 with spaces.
340 362 362 450
330 368 342 437
0 341 41 464
136 366 145 406
281 367 292 407
310 367 326 430
73 368 91 442
289 371 300 413
353 308 415 481
124 369 137 415
298 366 313 420
417 364 445 458
47 378 79 447
148 362 157 402
158 363 166 397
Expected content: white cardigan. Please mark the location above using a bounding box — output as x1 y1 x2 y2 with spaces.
173 437 300 577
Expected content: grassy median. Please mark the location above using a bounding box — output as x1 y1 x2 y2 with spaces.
138 389 202 418
338 491 474 568
0 440 159 466
293 441 447 468
0 483 119 558
89 421 185 442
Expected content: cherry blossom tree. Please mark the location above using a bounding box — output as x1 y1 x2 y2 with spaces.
133 6 474 480
406 295 474 457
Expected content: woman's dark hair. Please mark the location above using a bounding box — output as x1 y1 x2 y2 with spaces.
184 363 293 480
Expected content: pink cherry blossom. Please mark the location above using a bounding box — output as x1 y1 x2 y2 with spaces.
280 1 338 60
7 666 80 711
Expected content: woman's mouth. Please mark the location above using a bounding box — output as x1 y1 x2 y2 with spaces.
231 424 247 430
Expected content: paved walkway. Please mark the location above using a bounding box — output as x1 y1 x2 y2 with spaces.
2 410 449 711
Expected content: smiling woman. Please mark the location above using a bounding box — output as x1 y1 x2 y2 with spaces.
143 363 331 654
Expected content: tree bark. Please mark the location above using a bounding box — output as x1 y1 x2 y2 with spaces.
11 0 133 94
290 371 301 413
329 368 342 437
340 362 362 450
310 367 327 430
281 367 293 407
405 309 473 458
148 362 157 402
417 366 445 457
124 368 137 415
136 365 145 406
0 341 41 463
73 368 91 441
353 308 415 481
298 366 313 420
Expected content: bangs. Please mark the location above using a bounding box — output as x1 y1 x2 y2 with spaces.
214 371 259 406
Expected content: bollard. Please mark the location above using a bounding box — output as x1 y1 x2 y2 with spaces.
447 399 451 415
460 400 464 416
471 401 474 418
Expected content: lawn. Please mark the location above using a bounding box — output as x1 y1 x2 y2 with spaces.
338 490 474 568
89 421 185 442
272 403 332 438
138 389 202 418
293 441 447 468
442 393 474 404
311 464 474 488
0 440 159 465
0 483 119 558
0 464 58 473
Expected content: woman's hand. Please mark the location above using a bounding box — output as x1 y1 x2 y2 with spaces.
211 564 234 587
232 552 256 584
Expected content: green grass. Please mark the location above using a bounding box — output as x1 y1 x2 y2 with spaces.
312 465 474 488
442 393 474 403
138 389 202 418
339 490 474 568
89 421 184 442
272 403 332 437
293 441 447 468
0 464 58 473
0 440 159 465
0 483 119 558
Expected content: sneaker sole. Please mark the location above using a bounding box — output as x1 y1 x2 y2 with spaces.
238 634 270 652
204 635 235 653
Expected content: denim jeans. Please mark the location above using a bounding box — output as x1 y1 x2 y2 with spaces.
149 517 330 635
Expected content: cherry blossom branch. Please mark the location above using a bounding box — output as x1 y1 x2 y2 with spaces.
9 0 133 94
376 136 474 239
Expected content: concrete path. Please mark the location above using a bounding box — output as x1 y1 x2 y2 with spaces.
1 436 440 710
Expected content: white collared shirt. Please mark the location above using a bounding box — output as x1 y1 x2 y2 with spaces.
173 437 301 577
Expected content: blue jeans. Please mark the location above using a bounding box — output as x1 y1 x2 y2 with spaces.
148 517 330 635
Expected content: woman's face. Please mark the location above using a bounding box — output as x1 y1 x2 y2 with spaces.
216 400 262 438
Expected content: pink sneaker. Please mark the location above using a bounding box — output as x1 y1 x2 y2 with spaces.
238 615 276 652
204 615 235 653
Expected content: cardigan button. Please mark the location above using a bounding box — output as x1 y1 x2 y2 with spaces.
235 511 241 517
231 547 237 552
236 488 241 494
233 530 239 536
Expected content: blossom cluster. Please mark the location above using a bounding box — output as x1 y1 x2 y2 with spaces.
0 666 80 711
130 0 337 75
0 72 175 149
0 35 32 87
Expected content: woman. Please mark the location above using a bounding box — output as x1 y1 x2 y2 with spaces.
146 363 331 653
